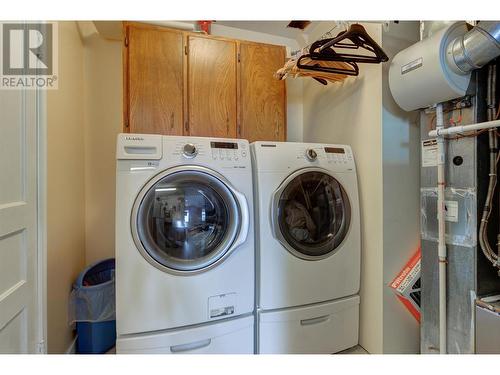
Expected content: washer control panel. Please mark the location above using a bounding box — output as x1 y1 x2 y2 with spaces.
210 141 248 161
168 138 249 168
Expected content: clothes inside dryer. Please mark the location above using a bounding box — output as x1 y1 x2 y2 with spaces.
277 171 351 258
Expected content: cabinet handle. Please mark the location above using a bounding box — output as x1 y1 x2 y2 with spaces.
300 315 330 326
226 112 229 134
170 338 212 353
170 113 175 131
275 120 279 138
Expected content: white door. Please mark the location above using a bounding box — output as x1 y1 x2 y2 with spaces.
0 87 41 353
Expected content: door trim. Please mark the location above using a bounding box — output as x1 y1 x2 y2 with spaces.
36 86 47 353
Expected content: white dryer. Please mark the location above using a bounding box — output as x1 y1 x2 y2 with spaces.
115 134 254 354
251 141 361 354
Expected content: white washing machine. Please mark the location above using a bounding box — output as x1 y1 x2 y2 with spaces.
115 134 254 354
251 141 361 354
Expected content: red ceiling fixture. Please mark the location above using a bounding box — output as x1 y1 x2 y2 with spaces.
197 21 214 34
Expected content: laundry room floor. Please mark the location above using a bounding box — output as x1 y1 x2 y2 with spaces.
103 345 368 354
339 345 369 354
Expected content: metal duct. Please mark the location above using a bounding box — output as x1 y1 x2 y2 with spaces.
447 21 500 74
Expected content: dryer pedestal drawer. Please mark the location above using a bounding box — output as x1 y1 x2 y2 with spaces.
116 315 254 354
258 295 359 354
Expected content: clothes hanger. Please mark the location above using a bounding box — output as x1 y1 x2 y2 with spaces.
275 22 387 85
296 52 359 76
309 23 389 64
274 59 349 85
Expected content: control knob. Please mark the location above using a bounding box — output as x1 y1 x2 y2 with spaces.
183 143 197 158
306 148 317 161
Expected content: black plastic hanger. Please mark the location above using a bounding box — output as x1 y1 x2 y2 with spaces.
296 53 359 76
309 23 389 64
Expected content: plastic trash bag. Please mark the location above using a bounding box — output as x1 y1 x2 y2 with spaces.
68 259 115 324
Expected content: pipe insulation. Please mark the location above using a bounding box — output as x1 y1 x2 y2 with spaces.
435 103 448 354
447 22 500 74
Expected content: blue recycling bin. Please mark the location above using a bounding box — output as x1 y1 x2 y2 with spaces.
70 258 116 354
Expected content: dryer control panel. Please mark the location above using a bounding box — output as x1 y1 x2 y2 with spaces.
296 145 354 170
171 141 248 161
323 146 354 165
252 141 355 173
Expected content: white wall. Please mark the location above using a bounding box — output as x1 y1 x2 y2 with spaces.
46 21 86 353
82 33 123 264
381 22 421 354
302 21 421 353
46 22 121 352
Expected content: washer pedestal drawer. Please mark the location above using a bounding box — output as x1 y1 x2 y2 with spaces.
258 295 359 354
117 315 254 354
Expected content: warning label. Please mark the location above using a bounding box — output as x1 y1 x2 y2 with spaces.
444 200 459 223
422 139 438 167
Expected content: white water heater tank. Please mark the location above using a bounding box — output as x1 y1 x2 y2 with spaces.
389 22 472 111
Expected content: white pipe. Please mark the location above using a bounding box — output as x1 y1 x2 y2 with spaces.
142 21 195 31
429 118 500 137
435 103 447 354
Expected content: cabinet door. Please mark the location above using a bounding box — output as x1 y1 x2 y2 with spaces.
125 24 184 135
239 43 286 142
187 36 237 138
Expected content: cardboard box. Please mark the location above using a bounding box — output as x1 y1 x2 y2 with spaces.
389 248 421 322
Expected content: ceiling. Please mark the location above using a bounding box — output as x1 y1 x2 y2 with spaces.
90 20 326 42
215 21 317 40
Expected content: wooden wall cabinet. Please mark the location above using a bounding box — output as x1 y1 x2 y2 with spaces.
123 22 286 141
187 36 238 138
123 24 184 135
239 42 286 142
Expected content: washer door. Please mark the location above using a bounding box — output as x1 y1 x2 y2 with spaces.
272 168 351 260
131 166 248 274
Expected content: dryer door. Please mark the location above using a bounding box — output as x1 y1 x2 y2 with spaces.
131 166 249 274
272 168 351 260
